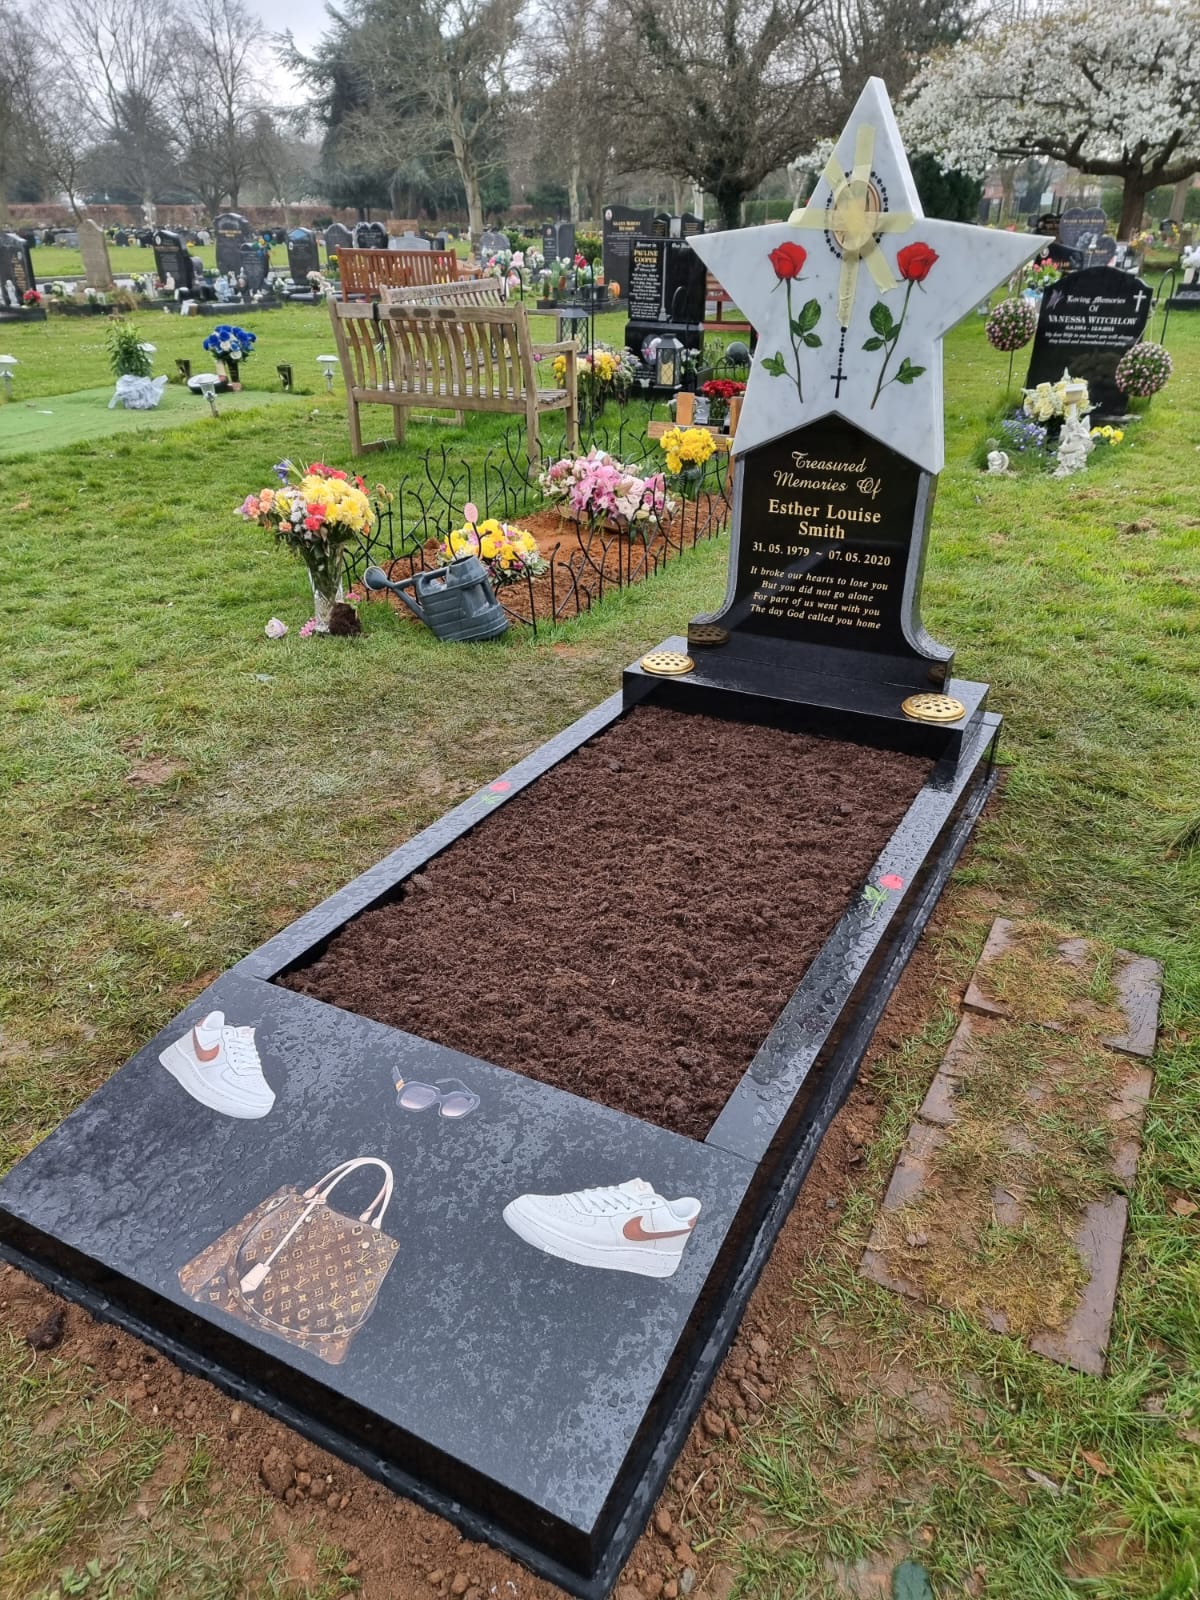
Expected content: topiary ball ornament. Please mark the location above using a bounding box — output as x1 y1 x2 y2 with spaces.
1115 341 1173 399
985 297 1038 353
724 340 751 367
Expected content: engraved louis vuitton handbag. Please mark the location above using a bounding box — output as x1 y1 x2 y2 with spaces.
178 1158 398 1365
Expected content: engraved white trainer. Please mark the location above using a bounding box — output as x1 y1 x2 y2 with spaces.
502 1178 701 1278
158 1011 275 1119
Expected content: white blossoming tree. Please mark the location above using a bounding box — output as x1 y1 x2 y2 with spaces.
901 1 1200 239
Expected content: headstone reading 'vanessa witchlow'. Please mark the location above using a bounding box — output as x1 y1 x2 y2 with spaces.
1024 265 1151 415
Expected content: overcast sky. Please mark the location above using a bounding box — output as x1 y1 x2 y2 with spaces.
255 0 330 59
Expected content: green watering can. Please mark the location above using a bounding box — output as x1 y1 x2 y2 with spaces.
363 557 509 642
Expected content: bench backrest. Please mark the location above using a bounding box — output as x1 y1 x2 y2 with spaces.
706 271 732 303
380 277 504 309
339 247 462 299
329 300 542 400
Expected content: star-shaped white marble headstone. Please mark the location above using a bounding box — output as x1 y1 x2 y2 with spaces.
689 78 1040 474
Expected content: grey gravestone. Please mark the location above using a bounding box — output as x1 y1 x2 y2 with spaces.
325 223 354 261
1025 265 1151 416
286 228 319 282
214 211 253 276
0 230 36 308
79 219 115 290
151 229 195 294
601 205 653 300
541 221 575 266
391 232 431 251
479 229 509 255
1084 234 1118 269
238 240 268 294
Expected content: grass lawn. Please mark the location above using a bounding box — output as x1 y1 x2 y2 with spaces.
0 297 1198 1598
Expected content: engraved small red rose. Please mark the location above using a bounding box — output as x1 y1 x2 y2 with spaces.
768 242 807 280
896 242 939 283
878 873 904 890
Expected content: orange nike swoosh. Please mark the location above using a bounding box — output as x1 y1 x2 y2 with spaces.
192 1028 220 1063
623 1216 696 1242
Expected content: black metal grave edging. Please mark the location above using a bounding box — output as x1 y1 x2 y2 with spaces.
0 680 1001 1600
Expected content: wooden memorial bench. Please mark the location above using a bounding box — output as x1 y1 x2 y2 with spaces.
338 247 476 300
704 271 751 332
328 299 579 467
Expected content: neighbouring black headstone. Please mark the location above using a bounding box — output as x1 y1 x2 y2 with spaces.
151 228 195 294
325 223 354 261
1024 265 1152 416
1168 249 1200 311
680 213 704 237
214 211 253 276
286 227 319 282
1057 205 1107 254
601 205 654 301
1039 240 1082 271
0 230 36 311
542 221 575 266
624 237 706 359
354 221 387 249
480 228 509 256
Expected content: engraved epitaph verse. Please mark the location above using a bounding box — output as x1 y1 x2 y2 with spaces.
729 419 922 655
627 241 665 321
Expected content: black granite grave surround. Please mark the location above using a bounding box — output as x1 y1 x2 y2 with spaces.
0 670 999 1596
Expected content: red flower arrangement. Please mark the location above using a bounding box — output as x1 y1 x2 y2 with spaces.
22 288 42 306
701 379 745 403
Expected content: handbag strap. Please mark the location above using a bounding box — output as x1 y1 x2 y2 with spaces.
238 1157 394 1295
304 1157 394 1228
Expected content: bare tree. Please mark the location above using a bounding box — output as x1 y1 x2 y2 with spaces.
171 0 265 217
311 0 522 242
526 0 610 221
603 0 827 231
57 0 182 219
0 0 43 224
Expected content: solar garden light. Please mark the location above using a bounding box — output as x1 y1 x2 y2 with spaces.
176 358 192 383
189 372 221 416
317 354 338 392
276 362 294 392
654 336 684 391
556 304 590 356
0 355 17 398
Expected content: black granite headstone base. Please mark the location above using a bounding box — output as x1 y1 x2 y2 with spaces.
0 678 999 1598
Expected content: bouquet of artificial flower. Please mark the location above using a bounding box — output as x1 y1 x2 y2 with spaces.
1114 341 1172 399
438 518 547 588
537 447 673 526
985 297 1038 353
203 324 256 367
1021 376 1089 424
700 377 745 423
238 460 373 627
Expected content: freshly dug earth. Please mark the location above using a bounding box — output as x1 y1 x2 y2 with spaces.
282 705 931 1140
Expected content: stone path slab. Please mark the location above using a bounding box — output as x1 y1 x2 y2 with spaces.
862 919 1162 1375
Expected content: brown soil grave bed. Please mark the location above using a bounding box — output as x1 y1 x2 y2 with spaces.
348 501 729 627
281 704 932 1141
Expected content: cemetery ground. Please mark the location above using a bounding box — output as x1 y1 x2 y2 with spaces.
0 302 1197 1600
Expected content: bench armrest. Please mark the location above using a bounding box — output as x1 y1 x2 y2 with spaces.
531 340 579 356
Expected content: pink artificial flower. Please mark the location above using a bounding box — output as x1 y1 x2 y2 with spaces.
299 617 319 638
464 502 479 524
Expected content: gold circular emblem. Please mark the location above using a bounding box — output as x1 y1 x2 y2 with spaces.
687 622 729 648
829 177 884 254
901 692 967 723
641 650 695 676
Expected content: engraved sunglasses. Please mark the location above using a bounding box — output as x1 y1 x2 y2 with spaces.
394 1076 479 1119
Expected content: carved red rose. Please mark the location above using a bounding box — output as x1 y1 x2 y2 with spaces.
878 873 904 891
768 242 807 280
896 242 938 283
